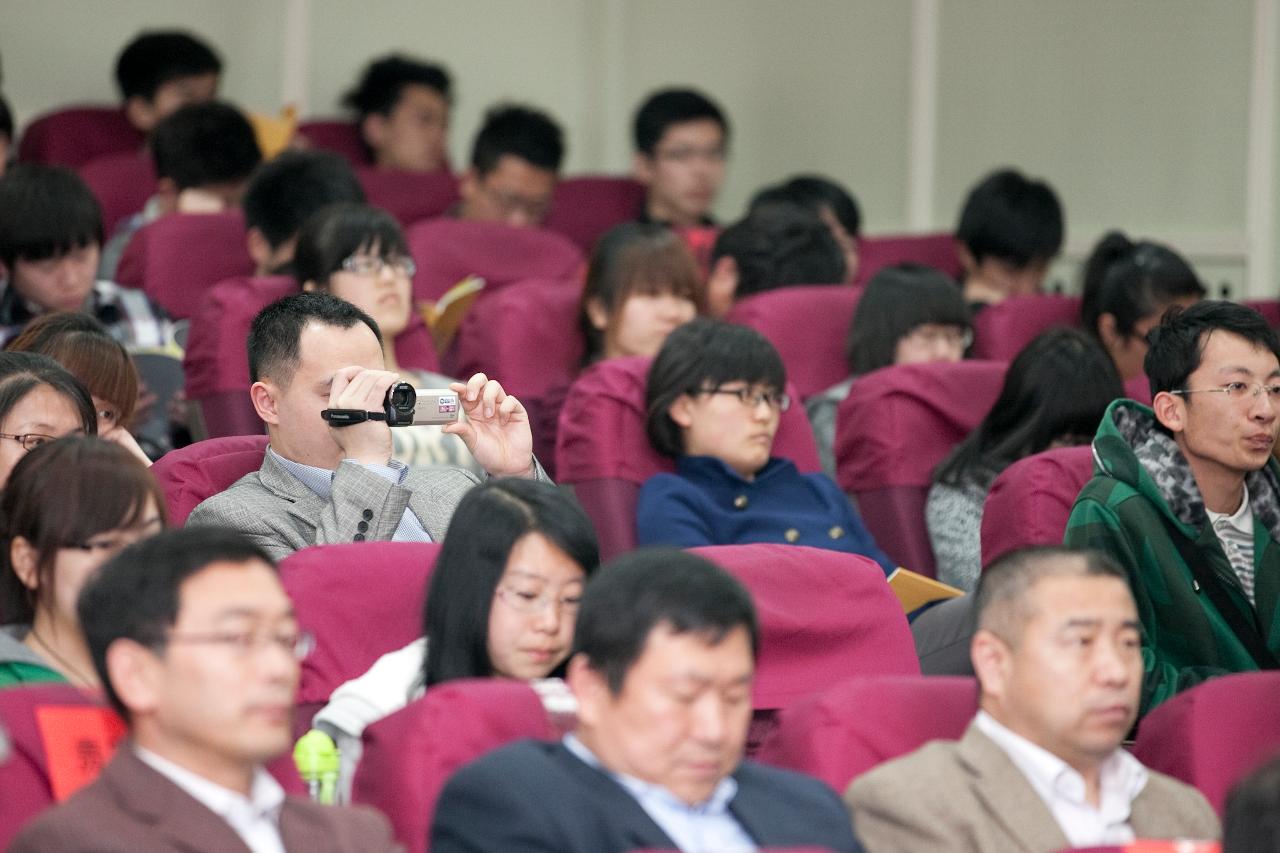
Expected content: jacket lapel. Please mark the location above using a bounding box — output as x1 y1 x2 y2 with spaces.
279 800 334 852
551 743 679 850
259 449 332 531
956 724 1070 853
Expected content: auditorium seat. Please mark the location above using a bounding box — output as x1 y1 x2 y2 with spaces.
280 542 439 737
353 679 557 853
853 232 962 286
1131 671 1280 814
1124 373 1153 405
980 445 1094 568
542 175 646 251
555 356 820 560
79 150 157 235
296 119 371 166
970 294 1082 361
150 434 268 525
16 105 144 168
355 167 459 227
114 210 255 320
406 217 585 304
835 360 1007 575
1244 298 1280 328
726 285 863 401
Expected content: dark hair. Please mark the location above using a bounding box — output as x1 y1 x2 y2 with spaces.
975 546 1127 646
78 527 275 720
1080 231 1206 340
114 31 221 102
750 175 861 238
247 291 382 385
0 165 103 269
292 203 408 289
0 93 12 143
1145 300 1280 397
573 548 757 694
935 328 1121 488
343 54 451 117
0 437 165 625
580 222 705 362
645 319 786 458
0 351 97 440
633 88 729 156
422 478 600 688
956 168 1064 267
712 204 845 298
242 151 365 250
6 312 140 427
1224 754 1280 853
470 105 564 175
846 264 970 376
149 101 261 190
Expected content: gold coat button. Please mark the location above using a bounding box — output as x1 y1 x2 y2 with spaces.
784 528 800 543
733 495 749 509
828 525 844 539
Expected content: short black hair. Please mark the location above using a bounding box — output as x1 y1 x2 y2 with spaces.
149 101 261 190
1224 755 1280 853
242 150 366 250
645 318 786 458
633 88 729 156
956 168 1064 267
750 174 861 238
114 31 221 102
1080 231 1206 340
0 165 103 269
470 104 564 175
846 264 970 376
712 203 846 298
0 93 12 143
1145 300 1280 397
78 527 275 721
343 54 452 118
247 291 382 386
292 202 408 289
573 548 758 694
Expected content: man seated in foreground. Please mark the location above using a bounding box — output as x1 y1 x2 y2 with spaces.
187 292 544 559
10 527 400 852
846 547 1219 853
432 548 864 853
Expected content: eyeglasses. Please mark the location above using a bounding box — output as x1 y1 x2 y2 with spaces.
0 432 60 452
654 145 727 165
163 628 315 661
1171 382 1280 403
340 254 417 278
478 184 552 222
697 386 791 412
495 585 582 616
67 517 164 554
904 325 973 349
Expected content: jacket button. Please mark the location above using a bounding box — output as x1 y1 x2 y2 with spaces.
357 521 369 533
354 533 365 542
362 509 374 520
784 528 800 543
733 495 749 509
828 526 844 539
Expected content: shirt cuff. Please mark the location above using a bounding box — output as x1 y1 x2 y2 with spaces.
345 458 410 485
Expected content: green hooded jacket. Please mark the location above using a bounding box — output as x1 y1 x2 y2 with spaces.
1064 398 1280 715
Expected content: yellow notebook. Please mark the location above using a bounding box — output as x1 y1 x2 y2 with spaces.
418 275 486 356
887 567 964 613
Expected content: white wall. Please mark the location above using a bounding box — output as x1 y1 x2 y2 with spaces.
1 0 1274 296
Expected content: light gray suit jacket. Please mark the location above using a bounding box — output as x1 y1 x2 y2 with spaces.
845 722 1219 853
186 450 531 561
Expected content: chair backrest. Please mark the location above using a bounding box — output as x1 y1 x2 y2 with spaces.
542 175 646 251
79 151 157 235
406 218 585 304
355 167 460 227
692 545 918 711
835 360 1008 575
296 119 371 166
0 684 125 850
980 445 1095 568
280 542 438 725
1124 373 1153 405
726 286 863 400
755 675 977 794
970 294 1082 361
1131 671 1280 814
446 277 584 400
150 434 269 525
555 357 821 559
1244 299 1280 328
853 232 962 286
17 105 144 168
114 210 255 320
353 679 555 853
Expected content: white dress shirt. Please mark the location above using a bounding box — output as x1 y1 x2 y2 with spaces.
135 746 287 853
974 711 1148 848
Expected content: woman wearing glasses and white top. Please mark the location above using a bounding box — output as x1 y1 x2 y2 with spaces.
637 318 892 571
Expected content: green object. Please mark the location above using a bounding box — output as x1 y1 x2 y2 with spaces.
293 729 340 804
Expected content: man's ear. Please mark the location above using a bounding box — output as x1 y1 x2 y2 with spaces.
1152 390 1186 435
566 654 609 728
458 168 479 204
10 536 39 592
360 113 387 154
667 393 696 429
246 228 273 273
124 96 157 133
250 380 281 425
1096 312 1121 347
631 152 655 185
957 243 978 276
584 297 609 332
106 639 162 718
154 178 180 216
970 627 1011 701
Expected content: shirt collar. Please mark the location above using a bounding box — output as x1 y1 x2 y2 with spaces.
676 455 787 485
1206 482 1252 530
268 447 336 500
562 732 738 814
134 745 285 823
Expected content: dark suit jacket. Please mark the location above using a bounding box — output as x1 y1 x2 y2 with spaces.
430 738 863 853
10 748 402 853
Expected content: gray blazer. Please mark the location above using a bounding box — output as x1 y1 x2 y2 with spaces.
186 450 497 561
845 722 1220 853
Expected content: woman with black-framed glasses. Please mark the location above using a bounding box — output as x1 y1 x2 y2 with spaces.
0 351 97 489
638 318 892 570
